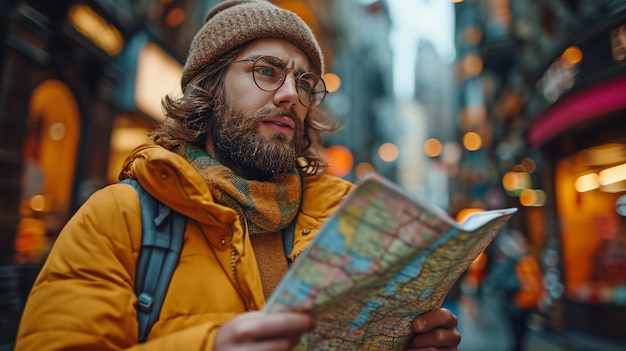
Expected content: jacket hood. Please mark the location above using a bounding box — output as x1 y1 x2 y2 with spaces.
119 143 239 228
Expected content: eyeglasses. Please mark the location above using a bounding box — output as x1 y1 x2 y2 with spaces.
232 55 328 108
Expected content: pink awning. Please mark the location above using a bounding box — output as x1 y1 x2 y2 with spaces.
527 76 626 147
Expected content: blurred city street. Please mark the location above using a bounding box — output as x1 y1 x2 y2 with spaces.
457 293 553 351
457 295 510 351
457 292 626 351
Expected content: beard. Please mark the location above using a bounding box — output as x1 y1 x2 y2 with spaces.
211 103 306 180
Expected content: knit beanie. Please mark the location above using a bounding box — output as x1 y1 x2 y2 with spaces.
181 0 324 90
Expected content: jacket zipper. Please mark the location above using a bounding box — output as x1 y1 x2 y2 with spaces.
230 244 251 310
172 174 252 310
230 218 252 311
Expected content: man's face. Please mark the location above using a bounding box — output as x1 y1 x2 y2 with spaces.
209 39 313 180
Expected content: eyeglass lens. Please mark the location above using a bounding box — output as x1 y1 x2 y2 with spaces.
252 56 327 107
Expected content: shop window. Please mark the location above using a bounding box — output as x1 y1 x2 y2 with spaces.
556 143 626 305
16 80 80 264
107 115 154 184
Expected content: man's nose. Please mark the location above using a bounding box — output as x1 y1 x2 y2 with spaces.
273 75 300 107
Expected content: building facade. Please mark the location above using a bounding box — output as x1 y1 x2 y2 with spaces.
455 0 626 347
0 1 209 345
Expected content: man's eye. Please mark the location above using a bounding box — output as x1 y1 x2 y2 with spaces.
299 78 314 92
256 65 279 78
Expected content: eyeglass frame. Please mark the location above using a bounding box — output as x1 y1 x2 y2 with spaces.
231 55 328 108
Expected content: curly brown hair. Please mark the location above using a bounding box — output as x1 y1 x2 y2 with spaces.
151 44 340 176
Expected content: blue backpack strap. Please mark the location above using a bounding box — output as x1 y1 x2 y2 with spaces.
282 219 296 268
121 178 186 342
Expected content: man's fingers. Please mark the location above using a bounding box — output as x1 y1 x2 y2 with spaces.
226 312 314 341
408 308 461 350
408 327 461 349
412 308 458 333
251 313 314 340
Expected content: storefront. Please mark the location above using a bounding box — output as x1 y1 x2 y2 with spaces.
1 3 116 346
526 22 626 342
0 1 193 346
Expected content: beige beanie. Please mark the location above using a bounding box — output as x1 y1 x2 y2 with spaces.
181 0 324 89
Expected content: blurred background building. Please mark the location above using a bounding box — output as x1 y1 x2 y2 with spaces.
453 0 626 349
1 0 626 349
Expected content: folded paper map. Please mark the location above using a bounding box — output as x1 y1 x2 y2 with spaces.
263 172 517 350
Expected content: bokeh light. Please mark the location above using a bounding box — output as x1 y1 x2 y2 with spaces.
378 143 399 162
424 138 443 157
325 145 354 177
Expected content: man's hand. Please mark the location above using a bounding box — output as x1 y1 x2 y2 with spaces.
407 308 461 350
214 311 314 351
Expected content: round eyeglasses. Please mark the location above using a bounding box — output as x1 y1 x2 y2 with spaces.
232 55 328 108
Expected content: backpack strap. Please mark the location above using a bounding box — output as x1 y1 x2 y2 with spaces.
283 183 303 268
282 219 296 268
121 178 186 342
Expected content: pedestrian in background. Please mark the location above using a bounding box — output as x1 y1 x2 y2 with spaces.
14 1 461 350
484 229 545 351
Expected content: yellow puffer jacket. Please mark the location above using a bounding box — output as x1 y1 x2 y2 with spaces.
15 143 353 351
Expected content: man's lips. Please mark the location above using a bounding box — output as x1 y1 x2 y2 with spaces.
262 116 296 133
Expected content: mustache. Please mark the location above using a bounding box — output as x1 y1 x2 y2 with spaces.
253 107 298 123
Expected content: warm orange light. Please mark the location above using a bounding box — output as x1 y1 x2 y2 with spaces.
599 163 626 186
378 143 399 162
520 189 546 206
110 128 150 152
355 162 375 179
29 195 46 212
323 73 341 93
561 46 583 67
470 252 487 270
15 217 49 264
463 132 482 151
165 8 185 27
502 172 517 191
503 171 531 194
456 208 484 223
68 4 124 56
424 138 443 157
325 145 354 177
575 173 599 192
49 122 66 141
135 42 183 121
521 157 536 173
465 251 487 289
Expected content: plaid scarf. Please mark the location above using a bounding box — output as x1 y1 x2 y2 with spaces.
177 143 302 234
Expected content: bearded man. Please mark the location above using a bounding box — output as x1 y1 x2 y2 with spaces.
15 1 461 350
